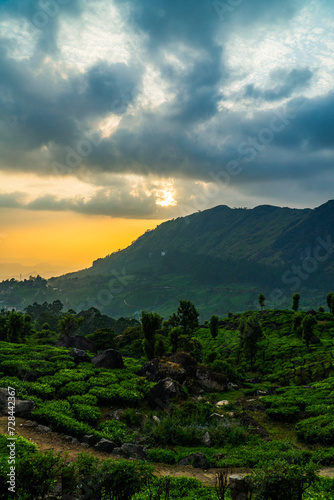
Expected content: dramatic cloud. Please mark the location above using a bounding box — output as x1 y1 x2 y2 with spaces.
0 0 334 217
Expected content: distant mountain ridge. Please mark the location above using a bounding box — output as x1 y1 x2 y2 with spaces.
49 201 334 318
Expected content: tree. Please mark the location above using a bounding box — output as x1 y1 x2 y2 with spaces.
301 315 317 349
169 326 183 353
258 293 265 311
86 328 116 351
243 315 263 370
327 292 334 313
141 311 163 360
6 311 32 343
209 315 219 339
155 338 166 358
58 313 83 336
292 293 300 312
176 300 199 334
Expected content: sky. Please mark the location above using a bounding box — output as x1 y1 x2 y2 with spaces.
0 0 334 276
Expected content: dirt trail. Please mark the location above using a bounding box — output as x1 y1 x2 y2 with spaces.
1 417 334 486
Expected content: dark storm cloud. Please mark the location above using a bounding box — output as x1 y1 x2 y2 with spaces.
0 0 333 216
0 189 166 218
244 68 314 102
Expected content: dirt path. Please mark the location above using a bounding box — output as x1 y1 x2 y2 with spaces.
1 417 334 486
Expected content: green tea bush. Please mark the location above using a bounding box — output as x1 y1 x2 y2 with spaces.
72 403 101 426
296 414 334 444
266 405 301 423
58 380 89 397
97 420 129 444
67 393 98 406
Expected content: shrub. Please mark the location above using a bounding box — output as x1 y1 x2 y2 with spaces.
72 403 101 426
296 415 334 444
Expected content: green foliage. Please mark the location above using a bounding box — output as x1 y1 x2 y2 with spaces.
247 460 319 500
258 293 266 311
292 293 301 311
72 403 101 426
209 315 219 339
86 328 117 351
141 310 163 360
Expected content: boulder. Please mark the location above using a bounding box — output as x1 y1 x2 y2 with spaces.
68 348 91 364
58 334 97 353
169 352 198 377
0 388 35 418
94 438 116 453
140 359 187 383
178 452 210 469
37 425 51 433
229 475 248 500
196 366 227 391
147 378 187 410
113 443 147 461
82 435 96 446
91 349 124 369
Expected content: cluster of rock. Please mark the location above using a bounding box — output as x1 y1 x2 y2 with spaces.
141 352 232 410
57 334 125 369
66 346 124 369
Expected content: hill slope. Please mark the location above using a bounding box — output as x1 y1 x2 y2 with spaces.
46 201 334 318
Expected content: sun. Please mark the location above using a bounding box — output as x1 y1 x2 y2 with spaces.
155 185 177 207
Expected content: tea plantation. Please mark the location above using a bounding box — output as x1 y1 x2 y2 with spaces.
1 300 334 498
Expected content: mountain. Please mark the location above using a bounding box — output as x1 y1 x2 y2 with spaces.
46 201 334 318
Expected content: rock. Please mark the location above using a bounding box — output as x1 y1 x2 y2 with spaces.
115 443 147 461
82 435 96 446
229 475 248 500
0 389 36 418
71 438 79 444
178 452 210 469
216 400 230 407
152 415 161 424
91 349 124 369
227 383 239 390
210 413 226 421
57 334 97 353
94 438 116 452
81 443 90 448
196 366 227 391
169 352 198 377
23 420 37 427
37 425 51 433
147 378 187 410
68 348 91 364
111 409 124 420
62 435 73 442
140 359 187 383
202 431 211 446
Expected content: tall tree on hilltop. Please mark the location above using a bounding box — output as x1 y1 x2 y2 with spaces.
141 311 163 360
292 293 300 312
258 294 266 312
209 315 219 339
